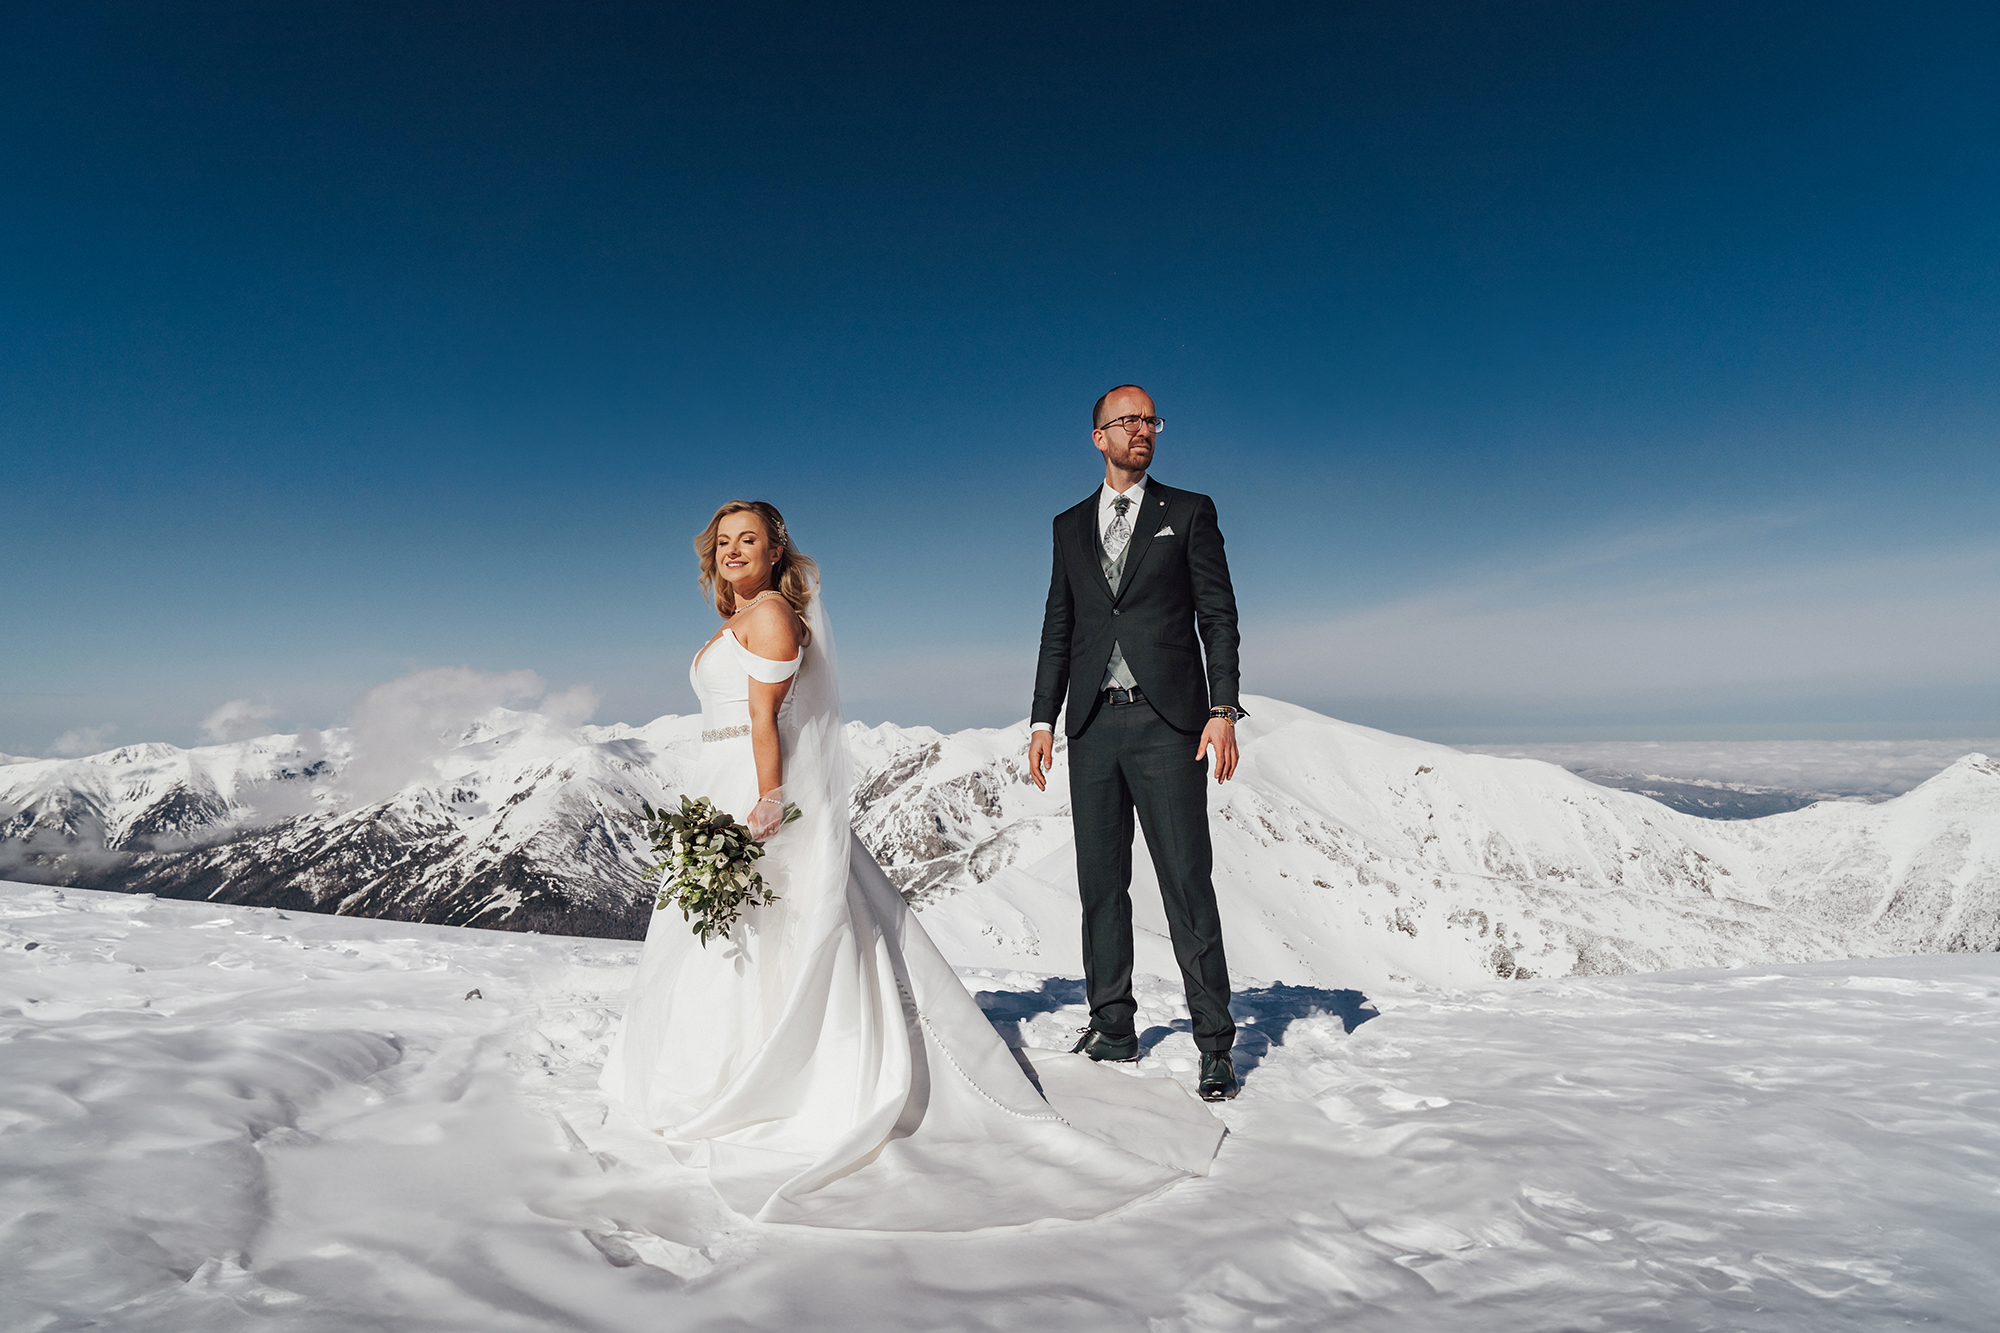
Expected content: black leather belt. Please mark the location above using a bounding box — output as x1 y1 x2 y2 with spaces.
1104 685 1146 706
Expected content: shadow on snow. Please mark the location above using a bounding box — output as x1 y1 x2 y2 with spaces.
973 976 1376 1084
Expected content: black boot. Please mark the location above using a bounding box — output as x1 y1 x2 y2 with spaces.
1198 1050 1238 1101
1071 1028 1140 1062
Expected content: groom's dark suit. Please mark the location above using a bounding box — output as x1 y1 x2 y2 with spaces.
1033 479 1240 1054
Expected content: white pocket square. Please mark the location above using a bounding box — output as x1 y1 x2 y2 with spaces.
1155 525 1176 536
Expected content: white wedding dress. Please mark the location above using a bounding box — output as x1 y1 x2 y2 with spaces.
599 593 1223 1231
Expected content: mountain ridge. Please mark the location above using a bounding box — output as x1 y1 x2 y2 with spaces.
2 699 1994 987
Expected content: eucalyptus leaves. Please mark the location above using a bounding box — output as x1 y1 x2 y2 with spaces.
641 794 801 945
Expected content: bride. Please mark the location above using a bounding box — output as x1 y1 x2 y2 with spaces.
599 500 1223 1232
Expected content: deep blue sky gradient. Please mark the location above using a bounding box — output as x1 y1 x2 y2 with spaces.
5 1 1997 750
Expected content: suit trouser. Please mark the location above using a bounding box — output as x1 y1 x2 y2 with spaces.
1067 698 1236 1054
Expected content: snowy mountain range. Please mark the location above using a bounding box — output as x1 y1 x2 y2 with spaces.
3 696 1994 987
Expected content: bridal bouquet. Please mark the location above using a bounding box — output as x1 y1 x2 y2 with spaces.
640 794 801 945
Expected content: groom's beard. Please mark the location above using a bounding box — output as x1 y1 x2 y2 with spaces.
1108 440 1153 471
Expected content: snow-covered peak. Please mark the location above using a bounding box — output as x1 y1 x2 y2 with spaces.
579 718 683 745
4 698 1997 986
1915 751 1998 787
1705 749 2000 955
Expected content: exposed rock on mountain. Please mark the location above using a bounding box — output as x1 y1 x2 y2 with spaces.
0 720 690 939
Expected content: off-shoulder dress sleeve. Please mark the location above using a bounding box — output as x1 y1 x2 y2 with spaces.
742 649 801 684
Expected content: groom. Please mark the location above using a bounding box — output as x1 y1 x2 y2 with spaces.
1027 384 1245 1102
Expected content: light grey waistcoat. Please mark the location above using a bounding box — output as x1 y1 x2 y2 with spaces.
1100 528 1138 691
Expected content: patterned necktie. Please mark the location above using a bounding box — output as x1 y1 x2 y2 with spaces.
1105 495 1133 562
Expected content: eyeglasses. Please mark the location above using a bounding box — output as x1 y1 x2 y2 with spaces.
1097 414 1165 435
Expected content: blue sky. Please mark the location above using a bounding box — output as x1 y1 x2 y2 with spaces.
5 1 1996 753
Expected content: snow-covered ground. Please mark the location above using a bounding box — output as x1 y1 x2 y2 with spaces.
6 881 1996 1331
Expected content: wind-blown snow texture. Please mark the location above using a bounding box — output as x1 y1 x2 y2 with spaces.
4 882 1997 1331
3 698 1996 987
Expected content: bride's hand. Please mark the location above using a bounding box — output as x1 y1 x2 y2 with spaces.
749 789 787 840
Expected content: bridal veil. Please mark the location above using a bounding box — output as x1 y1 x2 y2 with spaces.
599 588 1223 1231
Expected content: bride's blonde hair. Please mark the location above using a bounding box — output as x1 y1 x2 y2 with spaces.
695 500 817 640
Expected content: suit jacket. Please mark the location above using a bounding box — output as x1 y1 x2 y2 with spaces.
1032 480 1241 737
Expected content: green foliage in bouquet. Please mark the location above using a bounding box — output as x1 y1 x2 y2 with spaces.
640 794 802 945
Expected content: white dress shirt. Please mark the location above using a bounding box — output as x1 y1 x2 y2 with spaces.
1032 480 1148 736
1096 477 1148 549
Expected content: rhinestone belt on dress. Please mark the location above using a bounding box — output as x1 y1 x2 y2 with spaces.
701 724 750 743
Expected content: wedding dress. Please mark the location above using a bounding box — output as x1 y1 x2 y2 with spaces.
598 592 1223 1231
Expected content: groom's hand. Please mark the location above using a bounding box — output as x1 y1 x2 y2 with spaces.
1196 718 1239 783
1028 730 1055 791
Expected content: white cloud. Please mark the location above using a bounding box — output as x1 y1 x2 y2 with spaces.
47 724 116 758
538 684 603 730
200 699 277 744
338 667 544 805
336 667 598 806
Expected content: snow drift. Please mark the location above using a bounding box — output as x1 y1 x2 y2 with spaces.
5 882 1998 1331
